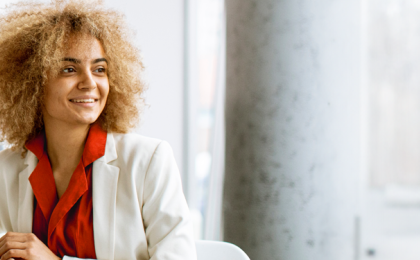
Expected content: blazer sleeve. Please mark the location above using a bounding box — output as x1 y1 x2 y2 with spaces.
141 141 197 260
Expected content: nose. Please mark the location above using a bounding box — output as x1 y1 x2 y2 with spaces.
78 70 97 90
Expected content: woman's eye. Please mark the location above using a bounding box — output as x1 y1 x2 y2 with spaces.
63 68 75 73
94 68 106 73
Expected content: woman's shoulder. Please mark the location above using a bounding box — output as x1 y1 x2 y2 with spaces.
111 132 163 149
0 148 27 184
0 148 26 170
108 132 174 163
106 133 178 188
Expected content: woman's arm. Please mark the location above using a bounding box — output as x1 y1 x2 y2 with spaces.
141 141 197 260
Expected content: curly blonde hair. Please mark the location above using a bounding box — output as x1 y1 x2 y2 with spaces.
0 0 145 150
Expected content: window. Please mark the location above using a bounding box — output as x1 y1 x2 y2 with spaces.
362 0 420 258
185 0 225 240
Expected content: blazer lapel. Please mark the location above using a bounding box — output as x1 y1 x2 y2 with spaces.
92 133 119 260
17 151 37 233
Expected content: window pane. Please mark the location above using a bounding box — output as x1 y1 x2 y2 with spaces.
368 0 420 187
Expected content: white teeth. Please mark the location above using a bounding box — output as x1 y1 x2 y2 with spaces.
71 99 96 103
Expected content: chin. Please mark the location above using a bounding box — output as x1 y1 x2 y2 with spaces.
75 115 101 126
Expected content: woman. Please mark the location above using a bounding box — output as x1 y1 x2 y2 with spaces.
0 0 196 259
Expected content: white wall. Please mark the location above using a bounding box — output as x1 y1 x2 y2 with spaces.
104 0 185 175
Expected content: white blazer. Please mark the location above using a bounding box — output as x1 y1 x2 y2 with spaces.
0 132 197 260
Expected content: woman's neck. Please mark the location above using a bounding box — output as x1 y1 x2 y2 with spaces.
44 122 90 173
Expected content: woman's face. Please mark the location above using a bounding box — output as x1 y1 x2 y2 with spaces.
42 34 109 128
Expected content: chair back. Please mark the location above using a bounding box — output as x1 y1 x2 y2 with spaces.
196 240 250 260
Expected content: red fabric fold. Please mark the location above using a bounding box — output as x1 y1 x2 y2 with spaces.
26 123 107 258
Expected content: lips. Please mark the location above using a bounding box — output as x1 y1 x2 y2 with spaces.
69 98 97 103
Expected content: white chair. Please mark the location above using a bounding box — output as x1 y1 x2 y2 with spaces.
196 240 250 260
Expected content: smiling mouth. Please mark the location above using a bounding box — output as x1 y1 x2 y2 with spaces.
69 99 98 103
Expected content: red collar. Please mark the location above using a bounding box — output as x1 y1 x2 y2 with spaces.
26 123 107 162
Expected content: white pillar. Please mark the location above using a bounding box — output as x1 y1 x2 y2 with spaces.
223 1 361 259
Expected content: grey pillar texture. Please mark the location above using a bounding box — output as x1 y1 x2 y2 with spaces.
223 1 361 260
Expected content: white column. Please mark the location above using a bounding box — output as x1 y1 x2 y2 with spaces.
223 0 361 259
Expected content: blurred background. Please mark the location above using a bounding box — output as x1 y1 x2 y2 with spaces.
2 0 420 259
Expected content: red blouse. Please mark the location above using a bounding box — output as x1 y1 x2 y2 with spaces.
26 124 107 258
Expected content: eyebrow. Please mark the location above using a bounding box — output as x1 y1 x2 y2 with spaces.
61 57 108 64
93 58 108 64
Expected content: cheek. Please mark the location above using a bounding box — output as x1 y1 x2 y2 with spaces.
45 90 60 106
43 86 67 113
